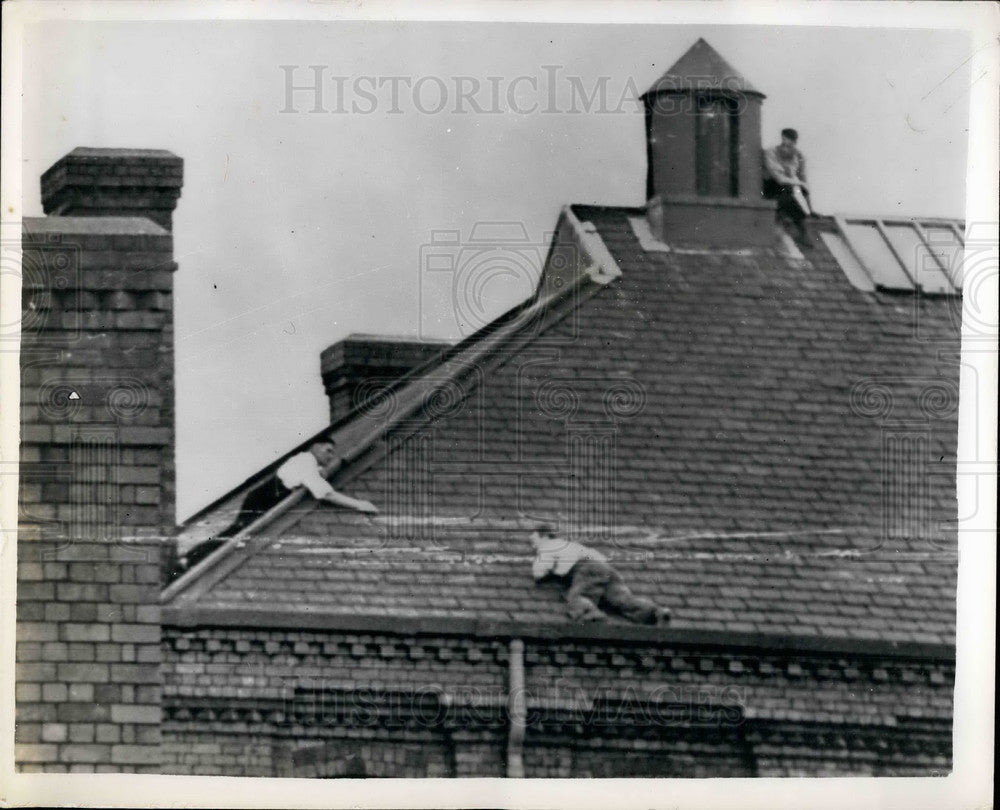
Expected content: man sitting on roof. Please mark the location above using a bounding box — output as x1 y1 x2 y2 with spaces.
173 441 377 577
530 524 671 626
762 127 815 247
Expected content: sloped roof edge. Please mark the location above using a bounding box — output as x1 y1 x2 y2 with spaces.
161 206 621 606
175 207 625 536
642 38 764 97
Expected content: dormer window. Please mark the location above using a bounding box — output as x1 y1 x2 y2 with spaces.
695 96 739 197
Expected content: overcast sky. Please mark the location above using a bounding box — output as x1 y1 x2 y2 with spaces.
21 21 973 521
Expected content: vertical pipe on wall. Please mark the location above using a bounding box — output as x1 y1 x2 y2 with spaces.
507 638 526 778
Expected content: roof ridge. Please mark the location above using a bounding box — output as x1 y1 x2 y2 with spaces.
176 209 611 534
162 206 624 606
175 291 533 532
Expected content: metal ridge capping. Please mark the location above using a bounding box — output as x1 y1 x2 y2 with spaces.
161 206 621 604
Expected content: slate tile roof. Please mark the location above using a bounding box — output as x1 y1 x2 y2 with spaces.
168 207 960 647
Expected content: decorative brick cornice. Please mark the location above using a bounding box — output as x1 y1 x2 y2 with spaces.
41 148 183 232
162 607 955 662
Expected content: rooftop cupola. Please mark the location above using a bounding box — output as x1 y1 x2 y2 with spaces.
641 39 775 247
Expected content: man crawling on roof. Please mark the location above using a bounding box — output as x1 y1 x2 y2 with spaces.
530 524 671 626
172 440 377 578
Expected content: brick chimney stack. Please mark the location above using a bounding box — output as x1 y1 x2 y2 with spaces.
41 148 183 232
320 335 452 424
16 148 182 772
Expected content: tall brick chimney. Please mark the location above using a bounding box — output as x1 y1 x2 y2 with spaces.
41 148 183 232
16 148 182 772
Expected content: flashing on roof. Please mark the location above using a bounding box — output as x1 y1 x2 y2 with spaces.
628 215 671 253
776 229 805 261
575 217 623 285
671 246 759 257
629 213 771 258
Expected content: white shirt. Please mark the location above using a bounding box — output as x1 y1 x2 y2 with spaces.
276 452 335 500
762 144 807 185
531 536 607 579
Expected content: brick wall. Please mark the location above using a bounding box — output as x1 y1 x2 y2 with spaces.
519 638 953 777
161 626 508 776
320 335 451 425
161 624 953 777
520 640 955 729
524 733 752 778
16 543 163 772
41 147 183 232
747 721 952 777
16 148 183 772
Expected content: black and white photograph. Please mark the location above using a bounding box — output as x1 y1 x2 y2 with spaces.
1 2 996 807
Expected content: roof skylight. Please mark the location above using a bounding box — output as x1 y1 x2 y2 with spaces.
827 216 964 296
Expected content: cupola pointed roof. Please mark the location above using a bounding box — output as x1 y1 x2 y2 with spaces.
642 38 763 97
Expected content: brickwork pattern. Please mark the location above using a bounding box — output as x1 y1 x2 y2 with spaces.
160 625 953 777
747 721 952 776
16 542 162 772
320 335 451 425
16 211 179 772
162 628 508 776
524 733 751 778
163 628 507 702
521 640 954 725
41 148 184 232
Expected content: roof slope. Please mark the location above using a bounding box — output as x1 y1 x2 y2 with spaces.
643 38 763 97
167 209 960 646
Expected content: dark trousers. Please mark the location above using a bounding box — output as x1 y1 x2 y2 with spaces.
762 178 810 229
173 476 291 579
218 476 292 538
564 559 661 625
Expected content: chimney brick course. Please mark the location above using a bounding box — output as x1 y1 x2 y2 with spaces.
320 334 451 424
41 148 183 232
16 150 183 772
